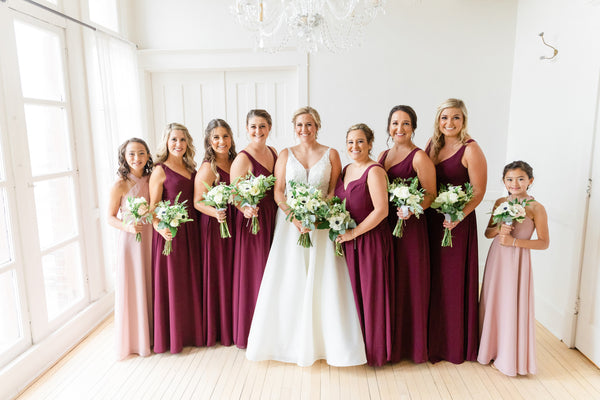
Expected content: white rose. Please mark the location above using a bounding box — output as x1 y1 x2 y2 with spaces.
213 192 224 205
448 192 459 203
249 185 260 196
170 219 180 227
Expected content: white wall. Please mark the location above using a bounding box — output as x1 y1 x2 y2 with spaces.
506 0 600 344
128 0 519 267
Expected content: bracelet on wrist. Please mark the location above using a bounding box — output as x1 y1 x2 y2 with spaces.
512 238 517 247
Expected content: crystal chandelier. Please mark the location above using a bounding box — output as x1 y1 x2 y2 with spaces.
232 0 385 53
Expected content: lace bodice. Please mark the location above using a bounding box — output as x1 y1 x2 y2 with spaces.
285 147 332 195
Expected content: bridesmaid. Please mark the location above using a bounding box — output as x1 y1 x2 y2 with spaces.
194 119 237 347
425 98 487 364
377 106 436 364
107 138 153 359
230 109 278 349
478 161 549 376
335 123 392 366
149 122 203 353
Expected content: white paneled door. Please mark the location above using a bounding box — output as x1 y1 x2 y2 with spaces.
575 95 600 367
150 68 299 157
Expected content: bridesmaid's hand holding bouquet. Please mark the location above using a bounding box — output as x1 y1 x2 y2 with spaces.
232 172 276 234
430 183 474 247
388 176 425 238
285 180 329 248
320 196 357 256
155 192 194 255
123 196 152 242
200 182 234 238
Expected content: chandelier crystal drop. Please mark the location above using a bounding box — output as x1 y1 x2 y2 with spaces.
232 0 385 53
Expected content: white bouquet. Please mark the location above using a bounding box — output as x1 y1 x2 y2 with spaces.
232 172 277 234
285 180 329 248
200 182 234 238
123 196 152 242
491 197 533 226
388 176 425 238
430 183 474 247
155 192 194 255
320 196 357 257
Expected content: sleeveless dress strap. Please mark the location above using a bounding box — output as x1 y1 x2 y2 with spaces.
377 149 389 165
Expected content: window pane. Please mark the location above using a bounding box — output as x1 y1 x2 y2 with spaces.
24 104 72 176
89 0 119 32
42 242 83 320
0 270 22 353
0 189 12 266
14 20 65 101
33 177 78 249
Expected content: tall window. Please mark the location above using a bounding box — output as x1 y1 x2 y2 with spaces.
12 18 86 336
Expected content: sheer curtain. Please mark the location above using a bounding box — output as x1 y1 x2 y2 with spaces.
85 30 144 289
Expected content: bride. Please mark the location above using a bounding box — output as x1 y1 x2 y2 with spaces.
246 107 366 367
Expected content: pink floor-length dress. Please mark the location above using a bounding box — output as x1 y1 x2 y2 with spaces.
232 148 277 349
334 163 393 366
379 149 430 364
426 139 479 364
478 214 537 376
152 164 204 353
200 164 236 347
115 173 153 359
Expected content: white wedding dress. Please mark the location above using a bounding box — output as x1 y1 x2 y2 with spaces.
246 148 366 367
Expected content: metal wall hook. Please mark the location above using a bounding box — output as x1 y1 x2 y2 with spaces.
539 32 558 60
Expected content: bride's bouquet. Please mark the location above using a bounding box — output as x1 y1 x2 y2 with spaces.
320 196 357 257
285 180 329 248
123 196 153 242
199 182 234 238
154 192 194 255
430 183 474 247
388 176 425 238
232 172 277 234
491 197 533 226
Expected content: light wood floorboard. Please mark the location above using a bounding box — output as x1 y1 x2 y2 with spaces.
15 317 600 400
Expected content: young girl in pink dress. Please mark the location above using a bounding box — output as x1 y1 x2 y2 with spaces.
478 161 549 376
107 138 154 359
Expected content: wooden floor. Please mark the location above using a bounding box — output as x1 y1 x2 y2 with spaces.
16 317 600 400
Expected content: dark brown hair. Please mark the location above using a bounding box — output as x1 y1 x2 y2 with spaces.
503 160 534 179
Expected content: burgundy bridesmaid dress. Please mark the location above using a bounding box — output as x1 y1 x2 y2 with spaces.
152 164 204 353
334 163 393 366
379 149 430 363
232 148 277 348
200 164 236 347
425 139 479 364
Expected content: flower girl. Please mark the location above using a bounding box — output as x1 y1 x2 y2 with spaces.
107 138 154 359
478 161 549 376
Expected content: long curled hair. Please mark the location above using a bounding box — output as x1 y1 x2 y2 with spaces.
430 98 471 162
155 122 197 173
203 119 237 183
116 138 153 180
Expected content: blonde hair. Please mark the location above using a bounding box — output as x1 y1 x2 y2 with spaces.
430 98 471 162
292 107 322 131
155 122 197 172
